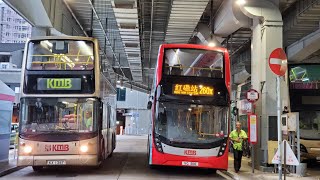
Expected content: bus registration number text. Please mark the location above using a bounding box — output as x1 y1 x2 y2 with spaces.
47 160 66 165
182 161 199 166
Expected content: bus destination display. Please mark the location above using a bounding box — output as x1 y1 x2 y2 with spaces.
37 78 82 90
173 84 214 96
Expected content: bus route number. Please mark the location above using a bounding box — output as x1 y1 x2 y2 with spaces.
173 84 214 96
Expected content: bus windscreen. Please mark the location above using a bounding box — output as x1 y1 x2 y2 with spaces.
164 48 224 78
26 40 94 70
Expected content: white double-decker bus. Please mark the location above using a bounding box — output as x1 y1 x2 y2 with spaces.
17 36 116 171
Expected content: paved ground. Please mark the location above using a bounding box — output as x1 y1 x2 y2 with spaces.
2 135 227 180
228 153 320 180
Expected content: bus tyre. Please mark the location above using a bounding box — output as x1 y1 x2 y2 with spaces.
149 164 158 170
108 136 115 158
101 139 106 160
32 166 43 171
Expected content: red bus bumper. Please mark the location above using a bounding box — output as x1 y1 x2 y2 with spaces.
150 147 228 170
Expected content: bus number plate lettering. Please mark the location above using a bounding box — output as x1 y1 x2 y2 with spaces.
182 161 199 166
47 160 66 165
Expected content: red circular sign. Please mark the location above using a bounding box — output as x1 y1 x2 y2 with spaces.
246 89 259 103
268 48 288 76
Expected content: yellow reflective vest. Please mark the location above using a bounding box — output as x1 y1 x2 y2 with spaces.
229 130 247 151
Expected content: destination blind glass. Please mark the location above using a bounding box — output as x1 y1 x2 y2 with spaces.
172 84 214 96
37 78 82 91
24 74 94 94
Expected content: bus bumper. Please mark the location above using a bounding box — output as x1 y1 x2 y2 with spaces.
17 155 98 166
150 148 228 170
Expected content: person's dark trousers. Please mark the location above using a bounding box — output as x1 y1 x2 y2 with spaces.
233 149 243 172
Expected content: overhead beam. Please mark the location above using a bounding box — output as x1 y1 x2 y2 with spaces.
287 28 320 62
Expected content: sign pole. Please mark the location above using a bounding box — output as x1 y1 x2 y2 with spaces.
284 140 287 180
246 89 259 174
251 104 255 173
251 142 254 173
277 76 282 180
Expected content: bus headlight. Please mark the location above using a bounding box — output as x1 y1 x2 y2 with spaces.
80 145 89 153
217 140 227 157
154 136 163 153
24 146 32 154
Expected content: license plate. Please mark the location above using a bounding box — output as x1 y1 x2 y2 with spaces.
182 161 199 166
47 160 66 165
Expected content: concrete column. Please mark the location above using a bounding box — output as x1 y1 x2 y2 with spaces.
251 18 283 167
239 0 286 168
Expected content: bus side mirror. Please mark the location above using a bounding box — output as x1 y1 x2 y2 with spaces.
147 101 152 109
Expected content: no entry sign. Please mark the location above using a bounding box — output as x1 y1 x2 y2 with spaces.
268 48 288 76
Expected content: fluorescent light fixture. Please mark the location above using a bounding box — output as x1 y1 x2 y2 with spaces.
236 0 246 5
208 42 216 47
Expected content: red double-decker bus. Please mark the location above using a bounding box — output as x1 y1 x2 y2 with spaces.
147 44 231 170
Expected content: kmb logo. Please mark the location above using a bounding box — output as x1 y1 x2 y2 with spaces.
184 150 197 156
47 79 72 89
45 144 69 152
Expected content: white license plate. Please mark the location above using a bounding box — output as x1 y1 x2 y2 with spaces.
47 160 66 165
182 161 199 166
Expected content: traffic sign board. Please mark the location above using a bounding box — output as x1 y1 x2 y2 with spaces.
246 89 259 103
272 140 299 166
268 48 288 76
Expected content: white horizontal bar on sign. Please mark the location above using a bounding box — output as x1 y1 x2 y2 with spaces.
270 58 287 65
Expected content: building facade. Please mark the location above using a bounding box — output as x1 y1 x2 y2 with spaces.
0 43 24 123
0 0 31 43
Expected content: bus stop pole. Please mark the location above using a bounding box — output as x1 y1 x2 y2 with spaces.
251 104 255 173
277 76 282 180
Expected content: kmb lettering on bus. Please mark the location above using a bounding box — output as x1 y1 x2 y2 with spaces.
184 150 197 156
45 144 69 152
47 79 72 89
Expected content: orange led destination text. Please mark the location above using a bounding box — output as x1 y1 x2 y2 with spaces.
173 84 214 96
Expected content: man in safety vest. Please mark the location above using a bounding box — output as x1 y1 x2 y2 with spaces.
84 110 93 131
229 121 248 173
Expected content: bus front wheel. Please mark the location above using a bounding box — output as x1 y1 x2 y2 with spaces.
32 166 43 171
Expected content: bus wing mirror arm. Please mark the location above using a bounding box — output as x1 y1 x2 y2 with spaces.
147 101 152 109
